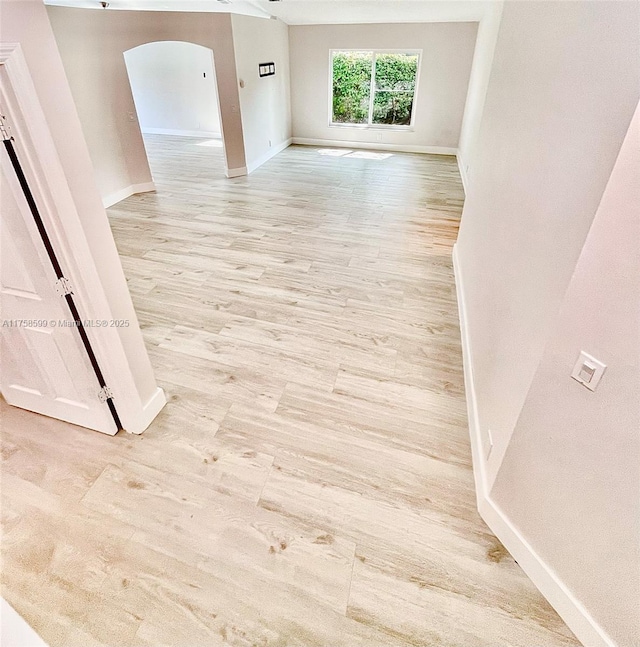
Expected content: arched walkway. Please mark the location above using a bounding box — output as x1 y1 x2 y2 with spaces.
124 41 227 178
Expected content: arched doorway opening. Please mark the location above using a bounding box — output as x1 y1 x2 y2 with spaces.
124 41 227 182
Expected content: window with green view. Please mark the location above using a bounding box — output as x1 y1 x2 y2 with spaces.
331 51 420 127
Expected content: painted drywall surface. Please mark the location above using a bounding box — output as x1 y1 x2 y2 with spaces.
46 5 150 202
288 22 477 150
124 41 221 137
1 0 161 409
455 0 640 489
1 598 48 647
46 6 246 197
456 1 503 191
231 15 291 172
492 102 640 646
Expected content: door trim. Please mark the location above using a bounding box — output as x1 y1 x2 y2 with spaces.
0 42 165 434
2 134 122 431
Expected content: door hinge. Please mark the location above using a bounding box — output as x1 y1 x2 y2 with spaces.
55 277 74 296
0 115 11 142
98 386 114 402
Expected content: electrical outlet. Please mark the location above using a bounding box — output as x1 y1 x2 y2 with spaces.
571 351 606 391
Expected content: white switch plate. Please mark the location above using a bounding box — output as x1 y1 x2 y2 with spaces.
571 351 606 391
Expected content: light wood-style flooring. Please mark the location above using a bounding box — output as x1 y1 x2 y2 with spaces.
1 136 581 646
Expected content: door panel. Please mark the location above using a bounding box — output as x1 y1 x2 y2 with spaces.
1 131 115 433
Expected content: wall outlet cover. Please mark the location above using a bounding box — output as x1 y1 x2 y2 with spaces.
571 351 606 392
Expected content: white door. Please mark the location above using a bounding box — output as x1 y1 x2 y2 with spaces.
0 70 118 434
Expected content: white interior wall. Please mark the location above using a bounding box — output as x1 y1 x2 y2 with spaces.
231 14 292 173
455 0 640 490
124 41 221 138
456 1 503 192
1 598 48 647
454 1 640 644
492 101 640 647
288 22 477 152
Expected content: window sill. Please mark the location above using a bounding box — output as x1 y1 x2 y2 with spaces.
329 123 415 133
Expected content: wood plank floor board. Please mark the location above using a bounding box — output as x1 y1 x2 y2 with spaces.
259 468 577 647
348 558 581 647
275 381 472 466
216 404 479 528
0 135 581 646
146 345 286 413
159 325 340 393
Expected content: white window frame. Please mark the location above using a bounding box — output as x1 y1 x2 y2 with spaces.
328 49 423 131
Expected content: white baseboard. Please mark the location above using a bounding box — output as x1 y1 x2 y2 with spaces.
125 386 166 435
292 137 457 156
453 244 615 647
225 166 247 178
456 151 470 196
142 127 222 139
131 181 156 196
102 181 156 208
246 138 292 174
453 244 486 502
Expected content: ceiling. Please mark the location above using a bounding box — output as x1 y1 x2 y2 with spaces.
44 0 273 19
43 0 492 24
250 0 490 24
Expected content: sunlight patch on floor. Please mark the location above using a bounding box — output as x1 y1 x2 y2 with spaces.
196 139 224 148
318 148 352 156
317 148 393 161
347 151 393 160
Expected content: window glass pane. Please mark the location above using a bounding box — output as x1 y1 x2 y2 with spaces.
372 91 415 125
372 53 418 125
332 51 373 124
374 53 418 92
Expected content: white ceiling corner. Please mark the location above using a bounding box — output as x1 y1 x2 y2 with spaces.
249 0 491 25
43 0 491 24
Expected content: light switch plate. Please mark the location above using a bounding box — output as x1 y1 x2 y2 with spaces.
571 351 606 391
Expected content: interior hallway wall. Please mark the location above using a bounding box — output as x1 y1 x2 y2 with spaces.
124 41 222 138
46 6 246 204
454 1 640 644
231 14 292 173
492 100 640 647
456 1 503 192
455 0 640 489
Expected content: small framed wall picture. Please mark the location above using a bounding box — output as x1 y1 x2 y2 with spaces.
259 62 276 78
